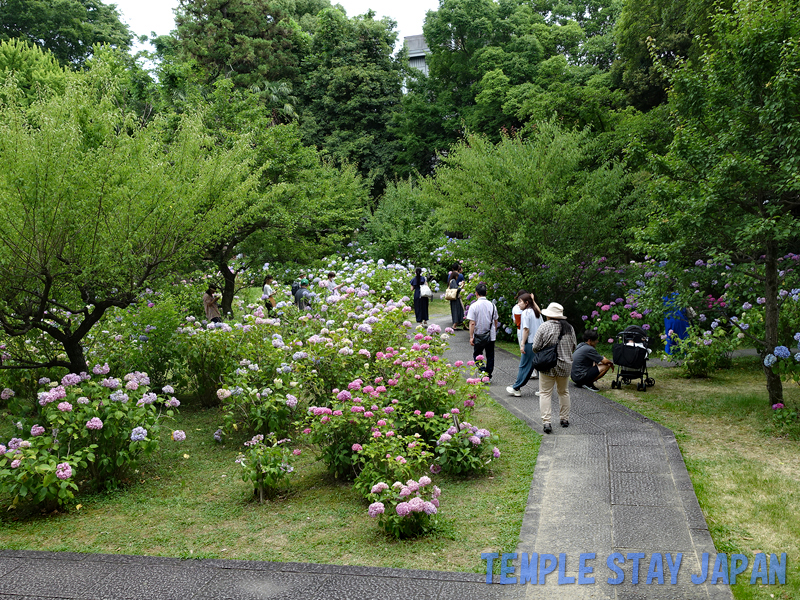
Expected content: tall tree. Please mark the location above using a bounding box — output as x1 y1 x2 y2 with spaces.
174 0 312 88
639 0 800 405
0 58 259 373
0 38 66 104
0 0 131 68
421 121 632 306
298 7 403 198
397 0 624 175
613 0 732 110
197 79 367 314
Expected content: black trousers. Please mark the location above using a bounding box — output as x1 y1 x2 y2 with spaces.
473 339 495 377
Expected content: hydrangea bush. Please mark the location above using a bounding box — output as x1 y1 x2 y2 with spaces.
351 431 432 499
432 420 500 475
235 433 302 503
367 476 441 538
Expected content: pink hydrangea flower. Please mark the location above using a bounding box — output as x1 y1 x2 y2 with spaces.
56 462 72 480
368 502 385 517
86 417 103 430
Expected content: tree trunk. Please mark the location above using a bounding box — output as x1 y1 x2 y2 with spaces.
219 261 236 318
763 239 784 405
63 337 88 374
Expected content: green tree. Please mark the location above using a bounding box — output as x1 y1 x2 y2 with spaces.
613 0 732 110
639 0 800 405
0 38 66 104
0 0 131 68
397 0 624 174
363 179 441 265
0 60 259 373
197 79 367 314
421 121 632 305
174 0 313 89
298 7 403 198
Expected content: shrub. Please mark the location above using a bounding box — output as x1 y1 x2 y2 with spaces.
665 321 741 377
0 438 93 509
432 420 500 476
351 431 432 499
24 369 178 489
235 433 301 503
366 476 441 538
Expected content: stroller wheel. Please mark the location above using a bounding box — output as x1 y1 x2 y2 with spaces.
646 378 655 387
637 382 646 392
610 381 617 389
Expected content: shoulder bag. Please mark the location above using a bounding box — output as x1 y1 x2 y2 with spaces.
419 282 433 298
473 302 497 346
531 322 566 372
444 282 459 301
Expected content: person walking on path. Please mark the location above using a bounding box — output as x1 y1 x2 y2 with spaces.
571 329 614 391
447 270 465 329
410 268 429 325
531 302 577 433
203 284 223 323
467 282 499 380
506 293 543 396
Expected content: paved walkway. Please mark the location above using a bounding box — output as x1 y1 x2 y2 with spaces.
440 318 732 600
0 315 731 599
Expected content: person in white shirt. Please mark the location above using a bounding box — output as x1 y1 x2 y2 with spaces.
262 275 276 314
323 271 345 296
506 293 544 397
467 283 499 380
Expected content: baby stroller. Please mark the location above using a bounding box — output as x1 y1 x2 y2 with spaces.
610 325 655 392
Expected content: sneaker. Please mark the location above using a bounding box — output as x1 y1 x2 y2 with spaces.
543 423 552 434
582 384 600 392
534 391 541 396
560 420 569 428
506 386 521 397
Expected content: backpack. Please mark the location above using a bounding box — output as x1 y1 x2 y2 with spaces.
291 281 301 297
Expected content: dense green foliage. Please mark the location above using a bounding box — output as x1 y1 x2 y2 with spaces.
1 0 799 410
0 0 131 67
0 56 258 372
298 7 404 197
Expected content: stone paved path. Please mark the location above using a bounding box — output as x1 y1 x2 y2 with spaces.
439 316 732 600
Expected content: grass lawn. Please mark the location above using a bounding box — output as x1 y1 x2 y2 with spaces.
0 396 540 574
496 340 798 598
605 356 800 600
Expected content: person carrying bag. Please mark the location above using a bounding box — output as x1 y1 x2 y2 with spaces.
530 302 577 433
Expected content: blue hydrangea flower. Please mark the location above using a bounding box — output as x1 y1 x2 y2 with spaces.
774 346 791 359
131 426 147 442
763 354 777 367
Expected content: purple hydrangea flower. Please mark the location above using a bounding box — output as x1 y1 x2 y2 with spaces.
61 373 82 387
172 430 186 442
774 346 791 359
30 425 45 437
131 427 147 442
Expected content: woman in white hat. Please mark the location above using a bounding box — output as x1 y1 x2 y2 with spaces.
530 302 577 433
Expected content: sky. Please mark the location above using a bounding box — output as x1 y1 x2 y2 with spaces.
111 0 439 52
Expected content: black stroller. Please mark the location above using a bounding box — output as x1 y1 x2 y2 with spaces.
610 325 655 391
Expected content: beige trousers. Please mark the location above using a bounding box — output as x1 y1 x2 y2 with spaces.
538 373 571 424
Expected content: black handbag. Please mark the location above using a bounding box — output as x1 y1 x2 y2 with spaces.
532 323 566 372
473 302 497 346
